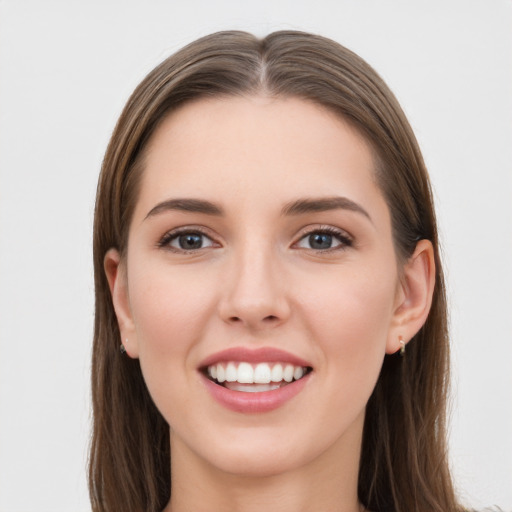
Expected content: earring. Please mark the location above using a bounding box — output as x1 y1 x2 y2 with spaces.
399 337 406 356
120 342 127 355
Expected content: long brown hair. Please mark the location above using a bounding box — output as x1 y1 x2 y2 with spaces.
90 30 460 512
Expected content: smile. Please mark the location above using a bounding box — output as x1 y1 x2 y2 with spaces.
199 347 313 413
206 362 311 392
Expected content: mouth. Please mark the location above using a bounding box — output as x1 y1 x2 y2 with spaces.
199 347 313 412
204 361 313 393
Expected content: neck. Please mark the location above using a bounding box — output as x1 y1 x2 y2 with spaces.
164 413 365 512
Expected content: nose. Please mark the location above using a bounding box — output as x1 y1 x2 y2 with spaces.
218 244 291 331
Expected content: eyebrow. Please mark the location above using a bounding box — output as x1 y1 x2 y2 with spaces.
281 196 372 222
145 198 224 219
144 195 371 222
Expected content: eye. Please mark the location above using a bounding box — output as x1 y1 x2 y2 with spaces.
295 228 352 251
159 229 217 252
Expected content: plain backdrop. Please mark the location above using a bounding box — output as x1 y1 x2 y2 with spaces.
0 1 511 511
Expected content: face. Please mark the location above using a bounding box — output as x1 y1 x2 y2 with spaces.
109 96 409 478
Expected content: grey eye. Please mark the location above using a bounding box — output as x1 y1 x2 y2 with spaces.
308 233 335 250
169 232 214 250
296 231 344 250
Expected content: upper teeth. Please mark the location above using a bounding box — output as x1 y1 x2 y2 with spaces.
207 362 306 384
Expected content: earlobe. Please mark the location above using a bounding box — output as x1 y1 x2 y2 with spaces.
104 248 139 358
386 239 436 354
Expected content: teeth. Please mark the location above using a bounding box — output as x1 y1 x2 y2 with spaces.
207 361 309 386
224 382 282 392
283 364 294 383
271 363 283 382
254 363 271 384
237 362 254 384
225 362 237 382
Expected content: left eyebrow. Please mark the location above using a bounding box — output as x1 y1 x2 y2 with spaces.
281 196 372 223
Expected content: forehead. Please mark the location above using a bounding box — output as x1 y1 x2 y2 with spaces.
135 95 386 219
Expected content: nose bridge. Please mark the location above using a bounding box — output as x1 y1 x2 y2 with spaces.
219 234 289 328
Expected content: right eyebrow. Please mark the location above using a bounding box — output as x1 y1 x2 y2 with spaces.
144 198 224 220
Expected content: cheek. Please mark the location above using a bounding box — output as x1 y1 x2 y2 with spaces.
126 263 220 422
296 260 397 373
128 262 216 362
296 266 397 445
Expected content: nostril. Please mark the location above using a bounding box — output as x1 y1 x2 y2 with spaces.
227 315 279 324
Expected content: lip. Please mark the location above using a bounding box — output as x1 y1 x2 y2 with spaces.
201 371 312 413
199 346 311 368
199 347 313 413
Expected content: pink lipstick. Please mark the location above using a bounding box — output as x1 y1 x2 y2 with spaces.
199 347 313 413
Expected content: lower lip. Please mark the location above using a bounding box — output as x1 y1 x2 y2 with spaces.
201 373 311 413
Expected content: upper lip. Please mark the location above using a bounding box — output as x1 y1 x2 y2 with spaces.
199 347 312 369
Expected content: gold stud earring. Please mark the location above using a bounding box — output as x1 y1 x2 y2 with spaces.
399 337 406 356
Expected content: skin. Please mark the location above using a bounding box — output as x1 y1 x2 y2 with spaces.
105 96 435 512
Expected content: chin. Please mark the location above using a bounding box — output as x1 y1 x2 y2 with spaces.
174 414 362 481
209 445 310 478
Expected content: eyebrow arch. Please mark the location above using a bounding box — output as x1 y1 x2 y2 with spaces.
145 198 224 219
281 196 372 222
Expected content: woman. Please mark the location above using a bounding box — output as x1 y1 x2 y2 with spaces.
90 30 463 512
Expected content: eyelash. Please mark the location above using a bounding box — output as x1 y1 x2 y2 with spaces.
157 226 353 253
157 227 217 253
294 226 353 252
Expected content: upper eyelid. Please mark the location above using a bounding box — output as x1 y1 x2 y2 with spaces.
294 225 353 241
157 226 220 248
291 226 354 252
161 225 217 237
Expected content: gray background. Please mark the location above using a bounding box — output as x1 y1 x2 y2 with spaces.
0 0 511 510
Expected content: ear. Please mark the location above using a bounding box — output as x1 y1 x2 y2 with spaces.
386 239 436 354
104 248 139 358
